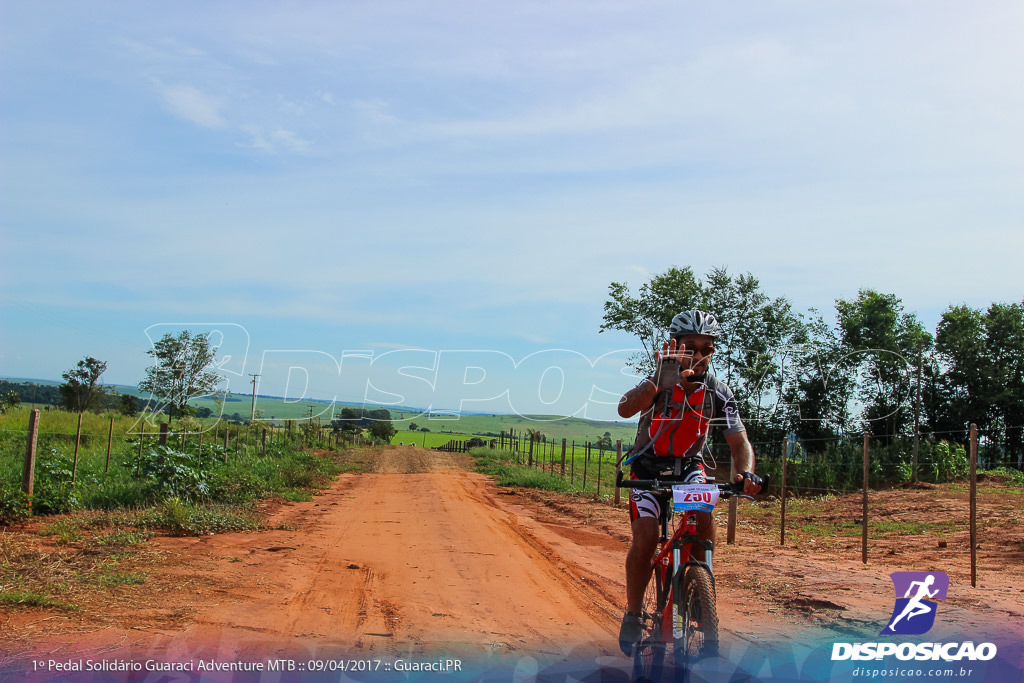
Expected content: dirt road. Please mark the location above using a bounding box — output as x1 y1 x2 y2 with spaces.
4 447 628 674
3 445 1023 680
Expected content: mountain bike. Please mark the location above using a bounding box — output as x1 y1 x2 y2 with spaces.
617 461 768 683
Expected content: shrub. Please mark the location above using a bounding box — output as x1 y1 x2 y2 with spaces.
131 445 210 503
0 485 29 525
32 449 81 515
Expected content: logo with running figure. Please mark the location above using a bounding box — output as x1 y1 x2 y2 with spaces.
880 571 949 635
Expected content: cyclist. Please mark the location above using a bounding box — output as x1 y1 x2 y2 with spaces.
616 309 765 655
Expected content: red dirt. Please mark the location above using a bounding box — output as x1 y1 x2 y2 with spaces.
2 445 1023 680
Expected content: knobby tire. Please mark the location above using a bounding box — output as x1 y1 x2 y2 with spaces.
675 564 720 678
632 560 669 683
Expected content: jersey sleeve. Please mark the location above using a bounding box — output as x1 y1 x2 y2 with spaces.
710 378 745 435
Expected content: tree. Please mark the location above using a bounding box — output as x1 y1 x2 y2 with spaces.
983 301 1024 463
595 434 614 453
932 301 1024 463
0 390 21 413
368 420 397 443
119 392 139 417
782 308 856 444
138 330 222 421
930 305 987 439
600 266 703 375
701 267 804 443
835 290 932 441
59 356 108 413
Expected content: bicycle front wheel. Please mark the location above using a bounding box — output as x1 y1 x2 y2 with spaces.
676 565 719 661
633 561 669 683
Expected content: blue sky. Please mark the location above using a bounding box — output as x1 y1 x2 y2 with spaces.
2 1 1022 421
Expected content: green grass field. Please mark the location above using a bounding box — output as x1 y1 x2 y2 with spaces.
6 377 639 446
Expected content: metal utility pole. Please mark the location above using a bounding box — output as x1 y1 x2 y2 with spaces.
249 374 261 420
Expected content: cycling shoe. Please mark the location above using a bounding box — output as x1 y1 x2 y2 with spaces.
618 612 643 655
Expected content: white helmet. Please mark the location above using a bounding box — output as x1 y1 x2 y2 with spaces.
669 309 721 339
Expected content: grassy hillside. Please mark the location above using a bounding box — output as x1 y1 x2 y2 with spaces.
3 378 638 447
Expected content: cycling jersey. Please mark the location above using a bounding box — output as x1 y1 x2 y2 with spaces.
627 373 744 479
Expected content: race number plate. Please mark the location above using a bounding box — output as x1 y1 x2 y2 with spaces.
672 484 720 513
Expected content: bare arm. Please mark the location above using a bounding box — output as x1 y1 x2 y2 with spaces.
725 429 763 495
617 378 659 418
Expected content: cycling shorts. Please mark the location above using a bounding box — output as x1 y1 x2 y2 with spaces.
628 459 707 522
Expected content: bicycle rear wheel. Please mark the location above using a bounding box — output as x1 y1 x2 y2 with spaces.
632 561 669 683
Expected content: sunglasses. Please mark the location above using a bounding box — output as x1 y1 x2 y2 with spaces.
679 345 715 357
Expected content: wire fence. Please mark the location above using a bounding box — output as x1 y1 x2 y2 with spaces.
435 424 1023 500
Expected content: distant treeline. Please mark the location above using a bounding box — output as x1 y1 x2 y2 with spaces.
0 379 217 418
331 407 392 430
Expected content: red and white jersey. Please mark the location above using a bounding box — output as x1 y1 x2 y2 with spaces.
633 373 745 463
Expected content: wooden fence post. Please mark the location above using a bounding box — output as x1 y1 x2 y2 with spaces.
105 416 114 473
614 440 622 506
22 409 40 513
862 431 870 564
262 428 268 456
72 412 83 483
970 423 978 587
560 439 567 476
596 448 603 497
159 422 169 446
781 439 788 546
727 448 738 544
582 443 589 491
137 422 145 475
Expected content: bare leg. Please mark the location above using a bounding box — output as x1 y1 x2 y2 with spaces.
692 510 715 562
625 517 660 613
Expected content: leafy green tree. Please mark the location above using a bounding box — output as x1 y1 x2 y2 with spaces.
138 330 222 422
119 392 140 416
835 290 932 441
0 390 21 413
983 301 1024 463
932 301 1024 463
702 267 804 442
931 305 987 438
368 420 397 443
333 407 392 432
595 434 614 453
59 356 108 413
782 308 856 444
600 266 703 375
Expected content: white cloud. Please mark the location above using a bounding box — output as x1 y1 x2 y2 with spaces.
240 125 311 154
158 83 226 129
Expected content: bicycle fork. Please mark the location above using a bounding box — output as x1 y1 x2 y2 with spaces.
671 514 714 640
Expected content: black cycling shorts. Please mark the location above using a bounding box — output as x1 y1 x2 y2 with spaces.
628 459 707 522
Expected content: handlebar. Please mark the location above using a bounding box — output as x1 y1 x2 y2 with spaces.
616 469 771 500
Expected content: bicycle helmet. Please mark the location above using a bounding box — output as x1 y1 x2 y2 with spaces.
669 309 721 339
